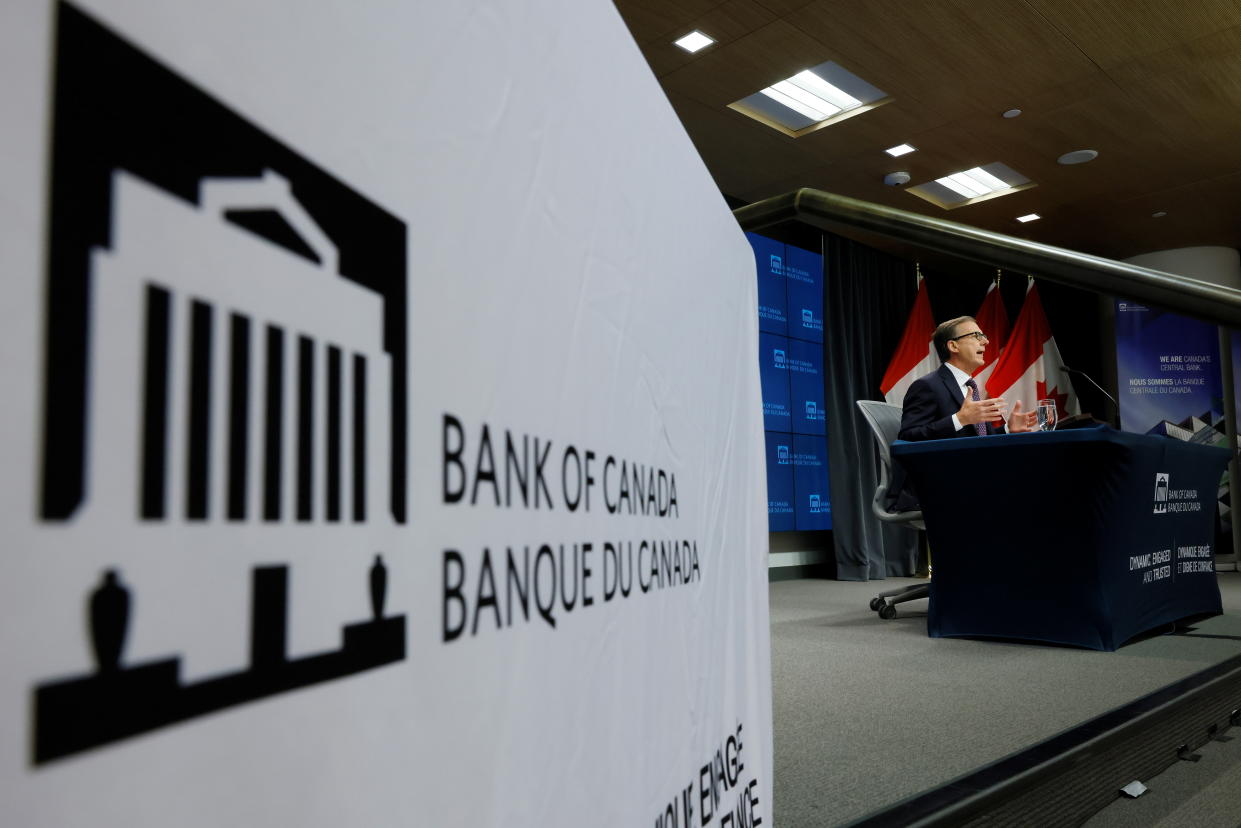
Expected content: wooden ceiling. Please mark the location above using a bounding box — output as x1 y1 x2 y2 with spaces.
613 0 1241 264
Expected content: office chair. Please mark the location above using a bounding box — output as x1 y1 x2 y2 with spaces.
855 400 928 619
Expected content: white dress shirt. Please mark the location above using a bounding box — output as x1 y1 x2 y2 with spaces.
946 363 979 432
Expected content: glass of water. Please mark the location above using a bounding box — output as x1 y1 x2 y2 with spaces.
1037 399 1058 431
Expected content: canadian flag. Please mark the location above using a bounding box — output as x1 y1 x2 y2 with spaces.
971 278 1011 390
880 274 937 406
985 278 1079 420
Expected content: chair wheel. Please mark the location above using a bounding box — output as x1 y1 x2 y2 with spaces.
878 604 898 620
869 596 885 611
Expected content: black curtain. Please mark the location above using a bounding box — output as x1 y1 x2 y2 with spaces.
823 234 921 580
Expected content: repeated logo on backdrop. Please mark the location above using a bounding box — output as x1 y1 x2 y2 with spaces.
749 233 830 531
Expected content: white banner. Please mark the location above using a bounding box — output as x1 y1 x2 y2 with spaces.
0 1 772 825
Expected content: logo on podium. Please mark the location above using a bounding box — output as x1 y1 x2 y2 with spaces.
1154 472 1170 514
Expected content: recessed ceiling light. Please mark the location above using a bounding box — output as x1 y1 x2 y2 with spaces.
729 61 891 137
1152 211 1167 218
936 167 1011 198
758 71 861 122
885 143 916 157
1016 213 1040 223
674 31 715 53
1057 149 1098 165
1002 109 1022 118
906 162 1034 210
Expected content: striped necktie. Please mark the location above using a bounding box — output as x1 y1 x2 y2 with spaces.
964 378 986 436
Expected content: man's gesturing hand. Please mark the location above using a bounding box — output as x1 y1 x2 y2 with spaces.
958 393 1007 426
1007 400 1038 433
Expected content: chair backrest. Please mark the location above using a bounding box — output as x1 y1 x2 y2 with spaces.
855 399 924 528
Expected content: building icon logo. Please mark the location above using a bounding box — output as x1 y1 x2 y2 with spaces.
805 401 816 418
809 494 821 512
777 445 789 465
773 349 786 368
1154 472 1170 514
802 308 813 325
32 3 410 764
41 6 408 528
80 170 400 526
769 254 783 274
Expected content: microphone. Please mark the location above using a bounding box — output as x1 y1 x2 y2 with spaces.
1061 365 1120 413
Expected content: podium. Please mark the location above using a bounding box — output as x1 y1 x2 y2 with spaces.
892 426 1228 651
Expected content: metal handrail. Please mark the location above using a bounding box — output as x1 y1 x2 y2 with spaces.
733 188 1241 329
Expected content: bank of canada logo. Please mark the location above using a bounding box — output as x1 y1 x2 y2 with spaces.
774 349 786 368
42 5 407 527
802 309 813 325
769 254 783 274
809 494 821 512
1154 472 1170 514
41 9 407 527
32 3 408 764
777 445 790 464
805 401 817 418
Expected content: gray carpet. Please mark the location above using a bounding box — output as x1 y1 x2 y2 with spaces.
771 571 1241 827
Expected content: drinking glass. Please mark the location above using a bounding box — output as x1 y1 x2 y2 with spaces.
1037 399 1058 432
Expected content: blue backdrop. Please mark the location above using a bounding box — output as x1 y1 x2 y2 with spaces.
753 233 788 337
749 232 830 531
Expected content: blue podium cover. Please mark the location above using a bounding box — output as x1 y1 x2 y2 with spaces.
892 426 1226 650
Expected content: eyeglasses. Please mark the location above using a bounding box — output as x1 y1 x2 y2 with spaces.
951 331 988 342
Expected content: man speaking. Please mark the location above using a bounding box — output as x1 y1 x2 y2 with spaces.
899 316 1037 441
891 316 1036 511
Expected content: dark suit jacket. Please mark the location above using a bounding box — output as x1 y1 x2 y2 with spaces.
898 363 1004 442
890 363 1004 510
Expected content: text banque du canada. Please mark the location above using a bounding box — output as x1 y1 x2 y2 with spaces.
441 414 701 641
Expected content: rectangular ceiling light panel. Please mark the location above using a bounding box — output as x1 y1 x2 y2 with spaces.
729 61 891 138
909 162 1035 210
760 82 838 121
788 70 861 111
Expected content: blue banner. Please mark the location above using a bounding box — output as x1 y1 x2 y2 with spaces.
1115 300 1223 439
747 232 788 336
759 331 792 433
787 338 825 436
784 245 823 344
793 434 831 530
752 233 829 531
764 432 795 531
